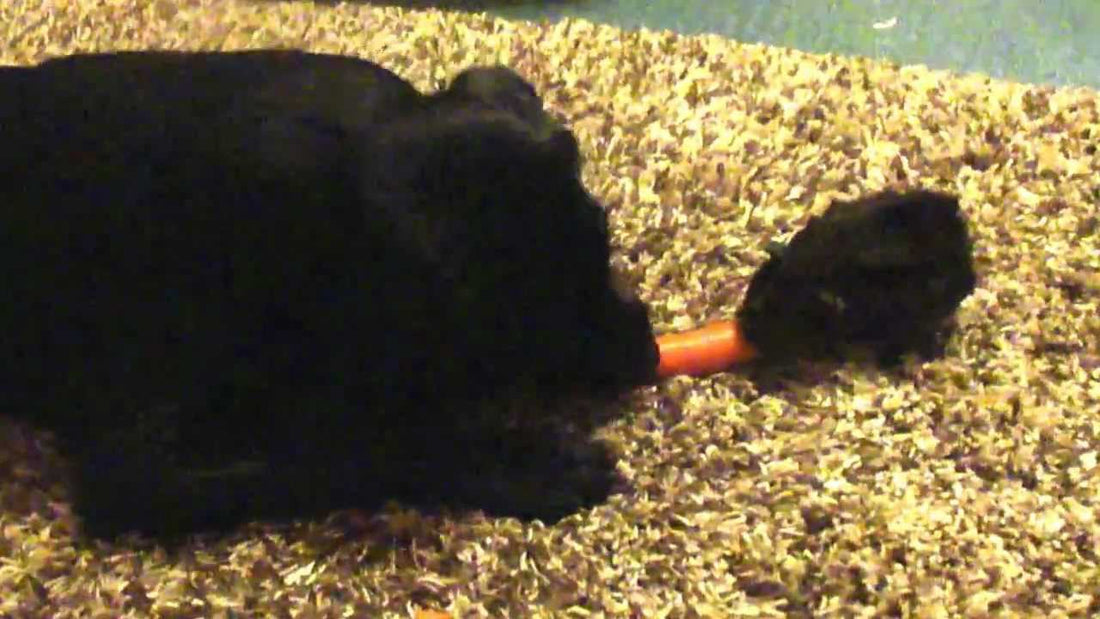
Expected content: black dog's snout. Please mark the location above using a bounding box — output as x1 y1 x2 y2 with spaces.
609 268 638 307
587 270 659 386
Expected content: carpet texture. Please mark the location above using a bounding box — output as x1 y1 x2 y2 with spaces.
1 0 1098 616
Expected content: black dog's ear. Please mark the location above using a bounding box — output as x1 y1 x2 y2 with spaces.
445 66 540 109
435 66 581 169
441 66 543 126
363 64 592 277
361 110 585 272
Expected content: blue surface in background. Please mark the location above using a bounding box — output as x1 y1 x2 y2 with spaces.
485 0 1099 89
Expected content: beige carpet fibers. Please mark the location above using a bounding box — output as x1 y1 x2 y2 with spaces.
2 0 1099 616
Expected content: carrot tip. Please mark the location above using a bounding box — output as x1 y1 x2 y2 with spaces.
655 320 757 378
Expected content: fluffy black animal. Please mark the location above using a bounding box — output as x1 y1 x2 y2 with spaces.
0 50 659 540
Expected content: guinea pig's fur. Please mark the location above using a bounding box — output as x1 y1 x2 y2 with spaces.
0 50 658 540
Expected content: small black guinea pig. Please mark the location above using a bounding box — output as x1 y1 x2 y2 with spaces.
0 50 659 539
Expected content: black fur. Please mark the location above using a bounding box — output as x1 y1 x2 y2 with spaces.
737 189 977 365
0 50 659 540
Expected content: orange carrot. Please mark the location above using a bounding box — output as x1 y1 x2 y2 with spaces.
655 319 757 378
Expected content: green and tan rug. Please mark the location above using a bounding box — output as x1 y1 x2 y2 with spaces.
1 0 1098 616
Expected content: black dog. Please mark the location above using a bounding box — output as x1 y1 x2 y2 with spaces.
0 50 659 540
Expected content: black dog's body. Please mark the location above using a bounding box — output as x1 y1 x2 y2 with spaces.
0 50 658 539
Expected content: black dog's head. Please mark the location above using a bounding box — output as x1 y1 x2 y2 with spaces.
361 66 658 396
